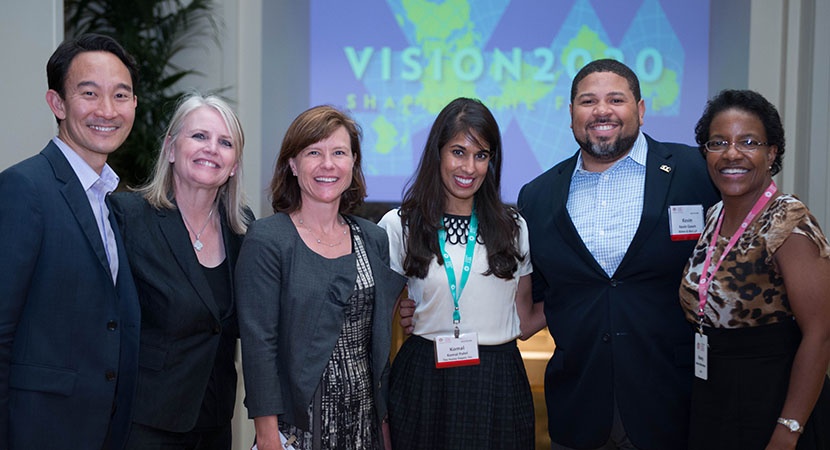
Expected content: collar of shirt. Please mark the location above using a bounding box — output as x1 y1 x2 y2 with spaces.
52 136 120 193
573 131 648 176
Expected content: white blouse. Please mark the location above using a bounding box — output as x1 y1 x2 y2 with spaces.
379 208 532 345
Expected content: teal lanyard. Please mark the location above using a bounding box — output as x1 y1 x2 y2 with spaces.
437 210 478 337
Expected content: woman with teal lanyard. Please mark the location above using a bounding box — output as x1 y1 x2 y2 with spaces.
379 97 540 449
679 89 830 450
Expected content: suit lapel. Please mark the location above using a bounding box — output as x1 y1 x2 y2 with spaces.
156 206 221 321
43 143 112 279
617 135 675 272
220 209 242 321
551 154 608 275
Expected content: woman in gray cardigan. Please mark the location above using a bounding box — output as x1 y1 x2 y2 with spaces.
236 105 406 450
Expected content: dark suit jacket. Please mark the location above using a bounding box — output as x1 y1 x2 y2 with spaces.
0 141 140 450
517 135 719 450
236 213 407 431
109 191 247 432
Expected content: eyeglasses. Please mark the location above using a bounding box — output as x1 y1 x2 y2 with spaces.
703 139 769 153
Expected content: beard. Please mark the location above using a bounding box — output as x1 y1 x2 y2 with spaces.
576 122 639 163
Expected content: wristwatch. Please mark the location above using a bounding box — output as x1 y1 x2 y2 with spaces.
777 417 804 433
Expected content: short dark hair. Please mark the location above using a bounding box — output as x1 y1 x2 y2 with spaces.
570 58 641 103
694 89 785 175
270 105 367 214
47 33 139 100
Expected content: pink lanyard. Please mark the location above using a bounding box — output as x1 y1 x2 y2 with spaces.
697 181 777 331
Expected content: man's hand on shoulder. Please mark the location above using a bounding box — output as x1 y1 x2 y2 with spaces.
398 297 415 335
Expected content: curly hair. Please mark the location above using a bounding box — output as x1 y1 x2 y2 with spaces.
694 89 785 175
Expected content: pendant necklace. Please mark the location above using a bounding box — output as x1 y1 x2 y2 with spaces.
298 216 348 247
182 206 215 251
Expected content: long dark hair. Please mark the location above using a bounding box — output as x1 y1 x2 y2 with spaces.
398 97 522 280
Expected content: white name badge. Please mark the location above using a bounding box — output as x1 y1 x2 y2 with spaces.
434 333 480 368
251 431 297 450
669 204 705 241
694 332 708 380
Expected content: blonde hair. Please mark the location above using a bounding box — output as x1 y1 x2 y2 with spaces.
138 92 249 233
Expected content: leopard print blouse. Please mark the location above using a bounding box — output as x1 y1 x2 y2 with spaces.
679 194 830 328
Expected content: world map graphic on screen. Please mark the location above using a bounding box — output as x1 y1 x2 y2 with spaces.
311 0 710 202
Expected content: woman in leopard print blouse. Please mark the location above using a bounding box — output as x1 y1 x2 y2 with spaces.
679 90 830 450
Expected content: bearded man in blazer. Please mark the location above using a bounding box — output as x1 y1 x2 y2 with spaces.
0 34 141 449
518 59 719 450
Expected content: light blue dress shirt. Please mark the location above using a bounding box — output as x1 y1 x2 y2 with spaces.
566 132 647 276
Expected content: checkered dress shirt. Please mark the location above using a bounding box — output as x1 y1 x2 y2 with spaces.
566 132 647 276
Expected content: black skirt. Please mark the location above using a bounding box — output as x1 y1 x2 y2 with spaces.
388 335 534 450
688 320 830 450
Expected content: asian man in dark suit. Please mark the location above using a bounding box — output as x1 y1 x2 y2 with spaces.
0 34 141 450
517 59 720 450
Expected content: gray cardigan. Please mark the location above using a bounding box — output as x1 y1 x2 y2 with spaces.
236 212 406 430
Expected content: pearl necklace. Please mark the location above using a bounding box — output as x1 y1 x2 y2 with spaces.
181 206 215 251
298 216 348 247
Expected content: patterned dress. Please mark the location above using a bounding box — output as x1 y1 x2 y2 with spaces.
679 194 830 449
280 218 380 450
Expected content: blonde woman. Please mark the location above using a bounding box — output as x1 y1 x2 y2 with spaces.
110 92 252 449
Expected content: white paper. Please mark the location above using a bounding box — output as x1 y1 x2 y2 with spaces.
251 431 297 450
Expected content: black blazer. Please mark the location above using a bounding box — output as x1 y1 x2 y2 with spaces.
110 191 248 432
517 135 719 450
0 142 140 449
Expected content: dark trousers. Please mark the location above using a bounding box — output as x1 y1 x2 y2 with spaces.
125 422 232 450
550 399 641 450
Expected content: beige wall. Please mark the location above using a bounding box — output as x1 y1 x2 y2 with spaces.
748 0 830 229
0 1 63 170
